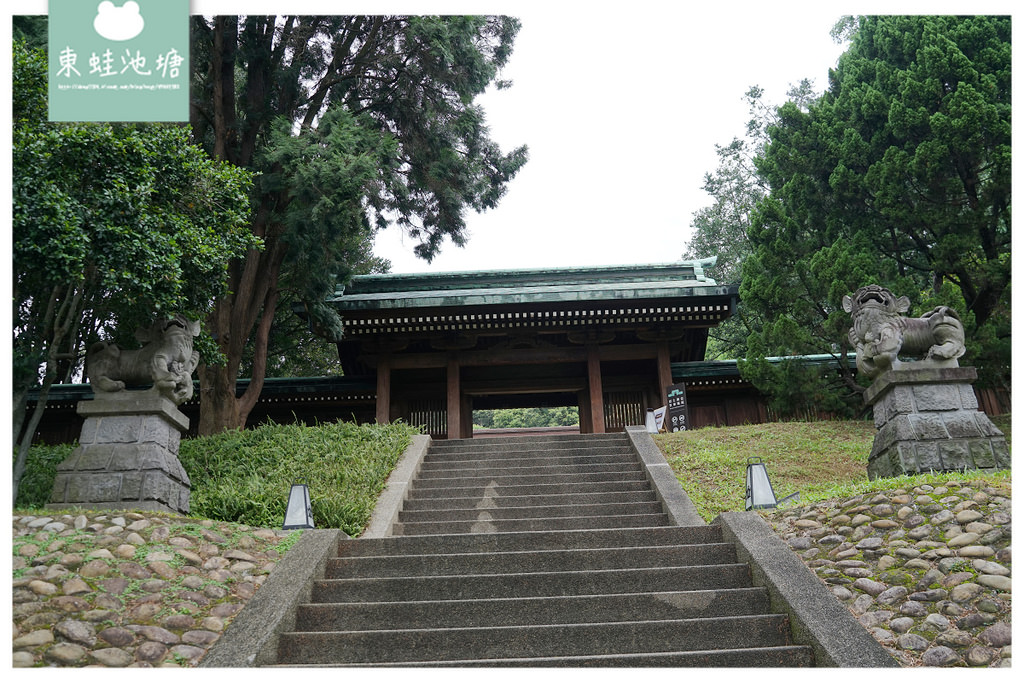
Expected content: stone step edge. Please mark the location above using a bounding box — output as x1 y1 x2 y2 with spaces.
406 481 653 497
315 562 751 585
296 645 815 667
279 612 792 639
330 542 737 565
410 472 647 488
416 462 643 476
421 448 637 462
430 434 628 447
402 491 657 509
294 586 768 612
340 526 723 555
398 501 664 520
394 514 670 535
418 456 640 470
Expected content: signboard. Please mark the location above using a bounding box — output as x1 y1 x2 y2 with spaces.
48 1 189 121
665 382 690 432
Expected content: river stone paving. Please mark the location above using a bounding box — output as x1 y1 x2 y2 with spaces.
13 477 1012 668
12 511 295 667
763 477 1011 668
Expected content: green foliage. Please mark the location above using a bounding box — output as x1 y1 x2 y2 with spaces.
12 39 259 498
12 39 46 124
13 16 47 50
13 442 76 509
474 407 580 430
13 43 258 355
740 16 1011 412
177 420 420 535
683 84 819 361
261 108 398 343
188 16 528 431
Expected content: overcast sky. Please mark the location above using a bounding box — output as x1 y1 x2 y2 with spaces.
376 4 850 275
8 0 1016 280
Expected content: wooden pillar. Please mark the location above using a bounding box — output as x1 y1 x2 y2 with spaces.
656 340 673 406
578 390 592 434
446 357 462 439
375 354 391 425
586 345 605 434
462 395 474 439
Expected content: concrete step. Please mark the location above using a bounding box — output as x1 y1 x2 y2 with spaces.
276 614 796 665
419 450 638 469
422 445 637 463
428 433 628 453
274 429 814 668
311 563 751 602
338 525 725 556
415 460 643 480
326 543 737 578
400 489 659 511
354 645 815 667
294 587 770 630
406 479 653 500
398 500 666 524
409 469 647 490
394 512 671 535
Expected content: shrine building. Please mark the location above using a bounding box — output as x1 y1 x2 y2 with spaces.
326 258 738 438
29 257 1010 444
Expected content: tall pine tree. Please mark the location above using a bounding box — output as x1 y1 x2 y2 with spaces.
741 15 1010 412
188 16 528 433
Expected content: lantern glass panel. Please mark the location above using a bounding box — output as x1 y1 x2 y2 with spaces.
283 483 314 529
745 462 777 510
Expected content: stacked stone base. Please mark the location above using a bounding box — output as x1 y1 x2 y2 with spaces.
864 366 1009 480
49 392 191 513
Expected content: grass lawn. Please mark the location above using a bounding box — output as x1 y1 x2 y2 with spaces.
656 416 1011 522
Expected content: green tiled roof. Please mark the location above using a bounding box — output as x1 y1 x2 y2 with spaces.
328 259 735 311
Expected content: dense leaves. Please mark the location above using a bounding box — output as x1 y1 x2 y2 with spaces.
188 16 528 433
178 421 419 534
12 41 258 500
16 421 420 535
474 407 580 430
738 16 1010 412
683 83 819 361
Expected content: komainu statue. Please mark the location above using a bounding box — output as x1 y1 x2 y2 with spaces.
87 316 201 404
843 285 966 380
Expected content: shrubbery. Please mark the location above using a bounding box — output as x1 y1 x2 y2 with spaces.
14 442 75 510
16 420 420 536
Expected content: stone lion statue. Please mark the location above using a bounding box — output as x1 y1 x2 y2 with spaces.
87 316 201 405
843 285 966 379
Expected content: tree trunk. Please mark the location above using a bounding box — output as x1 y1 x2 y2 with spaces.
197 362 243 434
13 283 83 503
197 233 285 436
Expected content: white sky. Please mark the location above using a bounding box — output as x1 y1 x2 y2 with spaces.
5 1 1019 283
377 5 851 275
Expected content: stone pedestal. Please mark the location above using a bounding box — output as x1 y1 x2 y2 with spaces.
49 390 191 513
864 365 1009 480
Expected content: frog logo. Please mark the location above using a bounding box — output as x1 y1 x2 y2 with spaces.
93 1 145 42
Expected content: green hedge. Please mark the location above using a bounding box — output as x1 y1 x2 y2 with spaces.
16 420 420 536
14 442 75 510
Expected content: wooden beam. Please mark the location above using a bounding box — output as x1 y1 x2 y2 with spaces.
587 345 605 434
375 353 391 424
380 343 665 370
462 377 587 396
447 357 462 439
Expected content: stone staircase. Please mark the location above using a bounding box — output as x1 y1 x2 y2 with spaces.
275 432 814 666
